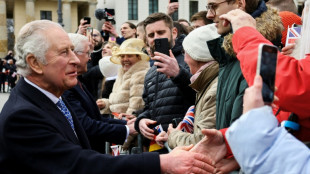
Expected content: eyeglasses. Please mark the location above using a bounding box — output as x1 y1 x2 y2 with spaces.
206 0 228 16
74 51 92 57
91 34 99 38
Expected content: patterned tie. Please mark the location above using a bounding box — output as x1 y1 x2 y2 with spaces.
56 99 76 133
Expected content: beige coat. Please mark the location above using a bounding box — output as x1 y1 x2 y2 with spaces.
168 62 218 149
100 60 150 115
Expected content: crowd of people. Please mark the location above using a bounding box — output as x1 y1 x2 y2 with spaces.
0 0 309 173
0 50 17 92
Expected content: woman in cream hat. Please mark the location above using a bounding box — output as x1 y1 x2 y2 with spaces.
96 38 150 150
97 38 149 114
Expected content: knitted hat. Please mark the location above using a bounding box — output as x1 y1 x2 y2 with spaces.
110 38 149 64
279 11 302 46
182 23 220 62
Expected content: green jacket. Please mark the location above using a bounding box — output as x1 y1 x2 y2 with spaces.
207 36 248 129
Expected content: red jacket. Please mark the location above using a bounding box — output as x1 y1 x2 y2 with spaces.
232 27 310 141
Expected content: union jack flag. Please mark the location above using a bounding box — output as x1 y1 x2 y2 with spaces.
154 124 163 134
286 25 301 46
149 124 164 152
180 105 195 133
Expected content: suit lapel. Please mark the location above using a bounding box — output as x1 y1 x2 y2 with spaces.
18 78 90 148
76 81 101 119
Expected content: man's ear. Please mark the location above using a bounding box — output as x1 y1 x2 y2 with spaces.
172 27 178 40
26 54 44 74
238 0 246 11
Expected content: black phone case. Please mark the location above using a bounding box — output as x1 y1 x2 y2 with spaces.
154 38 169 56
84 17 91 24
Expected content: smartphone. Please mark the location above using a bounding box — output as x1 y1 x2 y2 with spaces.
172 118 182 128
154 38 170 56
170 0 178 2
256 44 278 104
83 17 91 25
86 27 93 40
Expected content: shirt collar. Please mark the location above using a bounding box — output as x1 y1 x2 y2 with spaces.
24 77 60 104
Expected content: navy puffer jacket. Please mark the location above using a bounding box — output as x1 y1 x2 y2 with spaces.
135 35 195 132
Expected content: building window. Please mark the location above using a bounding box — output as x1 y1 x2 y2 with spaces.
189 1 198 19
40 11 52 20
149 0 158 14
128 0 138 20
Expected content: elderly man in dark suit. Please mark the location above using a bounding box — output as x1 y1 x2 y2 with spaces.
0 20 214 173
62 33 137 154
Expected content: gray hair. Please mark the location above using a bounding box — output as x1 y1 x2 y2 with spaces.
15 20 63 77
68 33 88 52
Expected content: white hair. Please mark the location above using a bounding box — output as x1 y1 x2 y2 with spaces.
15 20 63 76
67 33 88 52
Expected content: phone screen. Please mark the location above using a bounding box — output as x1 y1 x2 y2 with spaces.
86 27 93 40
257 44 278 104
170 0 178 2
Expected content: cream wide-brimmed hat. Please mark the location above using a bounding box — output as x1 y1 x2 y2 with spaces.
110 38 149 64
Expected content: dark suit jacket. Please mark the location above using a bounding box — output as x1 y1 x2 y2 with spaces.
62 80 127 153
0 78 160 174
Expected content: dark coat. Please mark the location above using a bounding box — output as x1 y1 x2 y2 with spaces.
62 80 127 153
135 35 195 132
0 78 160 174
207 36 248 130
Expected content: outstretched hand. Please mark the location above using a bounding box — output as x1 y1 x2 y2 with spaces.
160 145 215 174
190 129 227 163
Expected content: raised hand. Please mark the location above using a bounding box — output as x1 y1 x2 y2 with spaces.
153 50 180 78
219 9 256 33
166 2 179 16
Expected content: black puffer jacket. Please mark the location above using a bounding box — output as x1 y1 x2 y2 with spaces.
135 35 195 132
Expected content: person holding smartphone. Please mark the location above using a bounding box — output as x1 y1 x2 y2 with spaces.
190 5 310 173
134 13 196 153
155 24 220 149
77 17 91 36
220 5 310 141
166 0 179 17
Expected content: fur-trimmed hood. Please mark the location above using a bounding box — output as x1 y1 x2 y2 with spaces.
223 5 283 56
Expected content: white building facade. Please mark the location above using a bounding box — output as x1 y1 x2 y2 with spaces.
96 0 207 33
96 0 305 33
